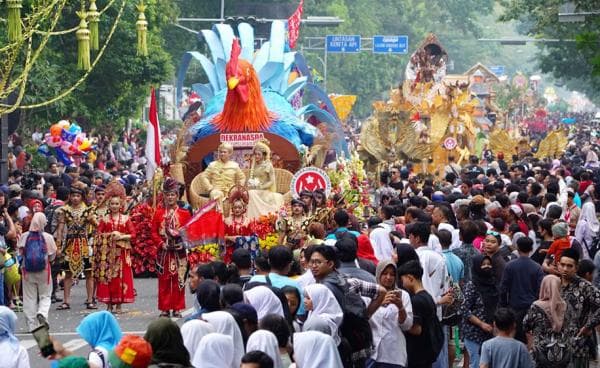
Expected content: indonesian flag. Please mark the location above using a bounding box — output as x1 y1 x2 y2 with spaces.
145 87 162 180
287 0 303 49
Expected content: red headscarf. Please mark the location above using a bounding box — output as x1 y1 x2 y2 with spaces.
357 234 378 265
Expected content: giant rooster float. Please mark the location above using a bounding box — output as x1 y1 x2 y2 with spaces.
176 21 347 192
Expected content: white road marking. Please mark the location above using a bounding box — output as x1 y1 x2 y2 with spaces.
20 339 38 350
16 330 147 338
62 338 88 351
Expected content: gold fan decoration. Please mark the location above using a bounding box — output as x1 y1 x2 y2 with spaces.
488 130 520 164
535 130 569 160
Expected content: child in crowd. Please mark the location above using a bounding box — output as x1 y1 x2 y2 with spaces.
480 308 533 368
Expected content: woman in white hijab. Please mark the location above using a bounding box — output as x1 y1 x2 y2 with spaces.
191 333 233 368
244 286 285 320
181 319 215 362
246 330 284 368
575 201 599 259
202 311 245 368
292 331 343 368
0 306 30 368
303 283 343 345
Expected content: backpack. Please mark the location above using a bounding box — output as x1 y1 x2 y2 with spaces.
244 275 293 326
533 333 572 368
323 274 373 359
44 204 61 234
24 231 47 272
441 275 464 326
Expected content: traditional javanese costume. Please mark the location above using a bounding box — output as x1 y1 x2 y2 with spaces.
94 182 135 305
199 145 246 202
246 140 284 219
59 204 95 275
151 205 191 312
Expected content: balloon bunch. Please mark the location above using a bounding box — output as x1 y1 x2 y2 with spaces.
37 120 94 165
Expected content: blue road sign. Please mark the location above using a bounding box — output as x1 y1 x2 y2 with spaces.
373 35 409 54
326 35 361 53
489 65 505 76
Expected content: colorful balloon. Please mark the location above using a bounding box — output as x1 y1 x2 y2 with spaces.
50 124 62 137
55 148 73 166
45 135 61 148
61 128 76 143
68 123 82 135
37 144 50 157
78 139 92 152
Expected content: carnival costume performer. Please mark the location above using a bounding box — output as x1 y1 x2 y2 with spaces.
277 199 309 249
151 178 191 317
224 187 253 263
246 139 284 219
55 186 97 310
199 142 245 205
95 182 135 314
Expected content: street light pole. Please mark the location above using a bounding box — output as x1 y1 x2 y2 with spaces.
220 0 225 21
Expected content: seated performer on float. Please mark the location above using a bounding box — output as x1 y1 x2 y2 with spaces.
246 139 284 219
224 187 253 263
277 199 309 249
199 142 246 206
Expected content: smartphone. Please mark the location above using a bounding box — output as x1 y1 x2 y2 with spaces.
31 324 56 357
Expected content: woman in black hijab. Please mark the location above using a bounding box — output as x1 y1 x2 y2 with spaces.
459 254 499 367
144 318 193 367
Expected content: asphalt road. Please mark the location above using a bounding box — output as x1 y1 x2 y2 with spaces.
16 277 195 367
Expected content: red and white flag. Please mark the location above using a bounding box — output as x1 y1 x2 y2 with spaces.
145 87 162 180
287 0 303 49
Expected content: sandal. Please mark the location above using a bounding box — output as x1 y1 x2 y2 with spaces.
172 311 182 318
159 311 170 317
86 302 98 310
56 303 70 310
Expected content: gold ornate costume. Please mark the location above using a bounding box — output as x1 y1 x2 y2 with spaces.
199 159 246 202
246 140 284 219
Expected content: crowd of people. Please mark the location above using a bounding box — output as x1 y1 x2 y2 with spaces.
2 123 600 368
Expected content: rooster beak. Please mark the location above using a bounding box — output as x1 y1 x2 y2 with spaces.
227 77 239 90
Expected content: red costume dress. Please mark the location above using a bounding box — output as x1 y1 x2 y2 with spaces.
224 215 253 263
151 206 191 312
95 214 135 304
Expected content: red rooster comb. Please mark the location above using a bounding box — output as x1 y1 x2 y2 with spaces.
227 38 242 77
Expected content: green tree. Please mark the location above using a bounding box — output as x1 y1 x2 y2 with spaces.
499 0 600 104
7 0 179 133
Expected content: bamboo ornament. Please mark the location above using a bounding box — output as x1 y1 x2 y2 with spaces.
76 10 91 70
87 0 100 50
7 0 23 42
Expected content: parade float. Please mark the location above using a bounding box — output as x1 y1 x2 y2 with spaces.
159 20 352 266
359 34 486 177
173 20 348 209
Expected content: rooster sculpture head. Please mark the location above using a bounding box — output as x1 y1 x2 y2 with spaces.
225 38 250 103
212 38 275 132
